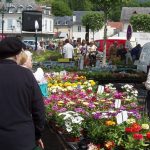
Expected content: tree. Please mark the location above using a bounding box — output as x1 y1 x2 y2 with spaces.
82 12 104 40
35 0 53 5
51 0 72 16
130 14 150 32
89 0 122 65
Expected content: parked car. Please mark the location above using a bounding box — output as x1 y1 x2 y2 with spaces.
23 40 40 50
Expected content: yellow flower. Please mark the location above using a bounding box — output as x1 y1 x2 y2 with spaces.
89 80 96 86
59 83 63 87
126 118 136 124
99 99 106 102
82 102 89 106
48 83 52 87
77 82 81 85
105 120 116 126
67 101 75 105
57 101 64 106
94 102 99 105
142 124 149 130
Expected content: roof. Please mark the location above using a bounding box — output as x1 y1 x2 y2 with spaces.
108 22 123 30
54 16 72 26
73 11 91 24
0 0 38 10
54 11 103 26
121 7 150 22
11 0 36 7
73 11 103 25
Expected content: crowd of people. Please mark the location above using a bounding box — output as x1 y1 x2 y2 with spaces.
36 37 142 68
109 38 142 65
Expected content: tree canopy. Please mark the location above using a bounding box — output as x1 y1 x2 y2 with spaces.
51 0 72 16
35 0 150 20
82 12 104 32
130 14 150 32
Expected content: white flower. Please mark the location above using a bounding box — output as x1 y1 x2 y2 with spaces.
72 116 84 124
66 126 72 132
88 87 93 90
65 121 72 128
142 124 149 130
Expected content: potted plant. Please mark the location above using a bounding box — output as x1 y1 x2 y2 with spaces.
58 111 84 142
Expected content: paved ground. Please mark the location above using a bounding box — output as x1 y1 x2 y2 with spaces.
42 123 69 150
42 124 67 150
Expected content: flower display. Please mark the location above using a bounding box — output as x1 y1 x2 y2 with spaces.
44 71 150 149
58 111 84 137
122 120 150 149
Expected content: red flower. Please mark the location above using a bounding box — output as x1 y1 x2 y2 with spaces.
131 123 142 132
125 127 133 133
133 133 143 140
146 132 150 139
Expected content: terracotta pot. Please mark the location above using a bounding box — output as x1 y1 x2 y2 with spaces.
96 144 101 150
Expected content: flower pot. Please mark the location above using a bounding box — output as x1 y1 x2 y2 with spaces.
96 144 101 150
104 141 115 150
65 136 80 142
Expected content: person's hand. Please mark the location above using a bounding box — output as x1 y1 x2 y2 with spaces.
36 139 44 149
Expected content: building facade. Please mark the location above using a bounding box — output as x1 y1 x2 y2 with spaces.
0 0 54 41
54 11 115 41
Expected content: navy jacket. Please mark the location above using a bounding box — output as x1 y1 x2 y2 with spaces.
0 59 45 150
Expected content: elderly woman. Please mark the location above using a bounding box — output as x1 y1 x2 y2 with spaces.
0 37 45 150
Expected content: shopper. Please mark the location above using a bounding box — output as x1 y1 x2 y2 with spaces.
63 39 74 60
22 50 33 70
144 70 150 118
0 37 45 150
125 37 133 64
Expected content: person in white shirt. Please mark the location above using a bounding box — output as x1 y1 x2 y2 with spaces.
63 39 74 60
125 38 133 65
87 41 97 67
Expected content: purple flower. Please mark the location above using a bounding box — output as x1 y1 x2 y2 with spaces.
57 108 67 112
130 102 137 107
88 103 96 108
93 112 102 119
52 105 58 111
74 107 85 113
114 92 122 99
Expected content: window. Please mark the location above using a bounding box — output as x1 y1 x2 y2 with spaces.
45 20 47 30
56 21 60 25
49 20 52 32
7 19 13 30
78 26 81 32
17 5 23 13
26 5 33 10
0 19 2 29
65 21 68 25
9 6 16 13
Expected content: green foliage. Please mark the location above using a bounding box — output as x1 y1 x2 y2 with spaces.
82 12 104 32
90 0 122 14
51 0 72 16
32 51 62 62
130 14 150 32
35 0 53 5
